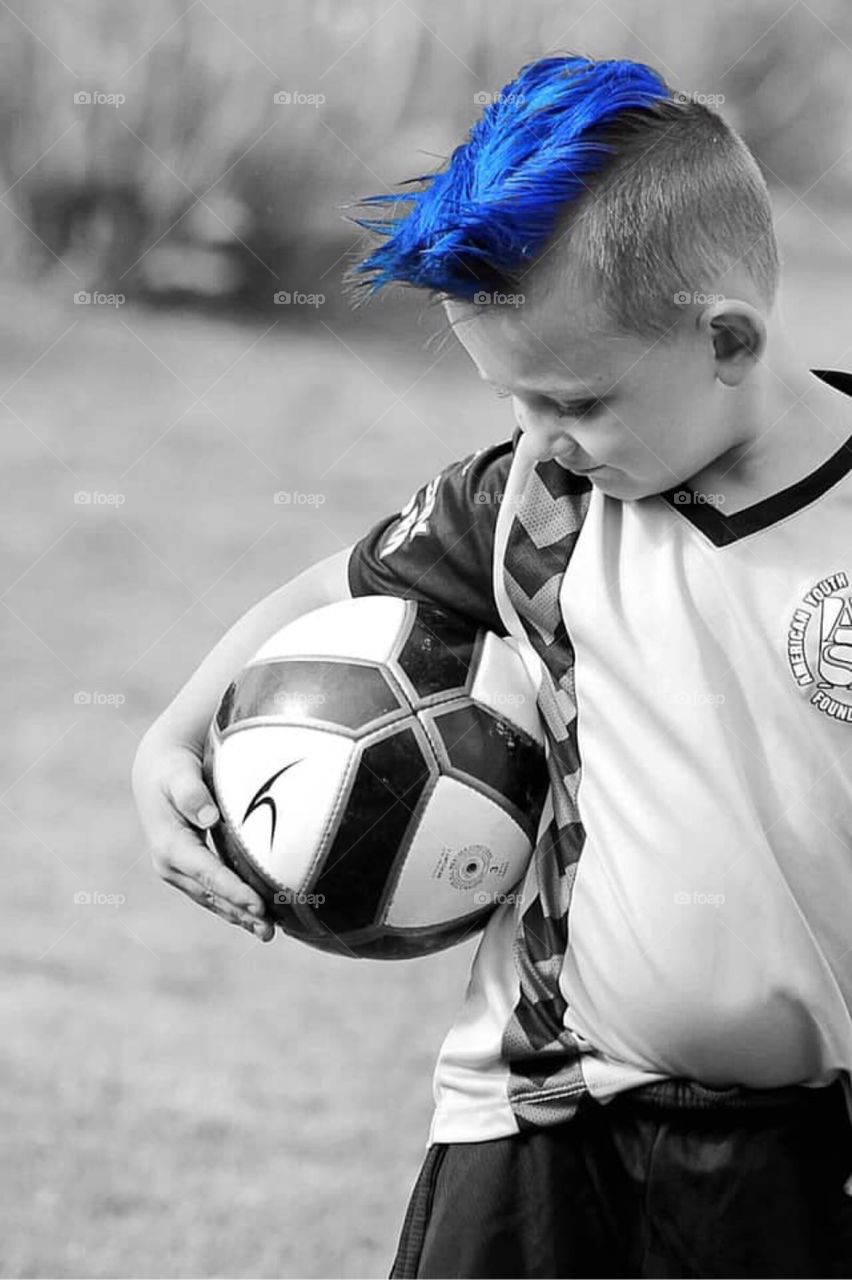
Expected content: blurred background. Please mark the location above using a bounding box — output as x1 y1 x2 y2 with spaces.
3 1 852 1276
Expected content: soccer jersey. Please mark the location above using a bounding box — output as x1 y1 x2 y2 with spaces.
347 368 852 1145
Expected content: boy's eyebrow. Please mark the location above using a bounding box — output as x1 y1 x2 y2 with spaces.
477 370 608 397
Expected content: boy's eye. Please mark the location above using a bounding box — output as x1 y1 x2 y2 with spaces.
492 387 602 419
553 399 602 420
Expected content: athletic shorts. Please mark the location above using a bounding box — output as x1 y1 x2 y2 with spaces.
389 1077 852 1278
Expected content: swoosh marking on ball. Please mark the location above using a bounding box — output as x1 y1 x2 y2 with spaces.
242 758 305 847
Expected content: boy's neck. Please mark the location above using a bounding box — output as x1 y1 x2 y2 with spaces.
688 344 852 514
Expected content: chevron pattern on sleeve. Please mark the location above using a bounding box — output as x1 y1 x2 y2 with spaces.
499 457 594 1130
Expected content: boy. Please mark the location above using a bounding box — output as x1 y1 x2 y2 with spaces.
133 54 852 1277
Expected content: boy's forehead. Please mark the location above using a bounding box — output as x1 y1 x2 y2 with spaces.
443 295 633 390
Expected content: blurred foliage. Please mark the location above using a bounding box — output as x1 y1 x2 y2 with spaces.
0 0 849 313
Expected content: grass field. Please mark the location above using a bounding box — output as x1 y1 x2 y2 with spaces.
3 200 852 1279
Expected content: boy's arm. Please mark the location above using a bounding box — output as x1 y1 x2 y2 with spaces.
346 437 514 632
131 545 355 940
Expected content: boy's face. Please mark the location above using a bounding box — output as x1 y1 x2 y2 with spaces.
444 276 745 501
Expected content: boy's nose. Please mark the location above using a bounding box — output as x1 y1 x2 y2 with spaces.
522 421 574 463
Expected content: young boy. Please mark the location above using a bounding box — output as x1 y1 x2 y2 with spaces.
132 54 852 1277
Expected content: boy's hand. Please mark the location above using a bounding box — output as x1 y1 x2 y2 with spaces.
131 735 275 942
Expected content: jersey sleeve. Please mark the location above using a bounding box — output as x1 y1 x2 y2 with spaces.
347 433 519 637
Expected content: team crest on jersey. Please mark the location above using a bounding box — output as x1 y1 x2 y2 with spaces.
378 475 441 559
787 571 852 722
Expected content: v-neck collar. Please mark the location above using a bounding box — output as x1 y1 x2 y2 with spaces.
659 369 852 547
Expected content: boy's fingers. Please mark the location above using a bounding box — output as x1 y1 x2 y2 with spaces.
165 827 268 917
166 761 219 829
166 870 275 940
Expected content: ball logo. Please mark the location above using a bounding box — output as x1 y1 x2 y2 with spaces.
448 844 492 889
787 571 852 722
242 759 304 846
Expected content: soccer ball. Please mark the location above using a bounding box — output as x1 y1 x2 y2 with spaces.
203 595 548 959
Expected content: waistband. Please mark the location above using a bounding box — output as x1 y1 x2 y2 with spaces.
618 1076 845 1113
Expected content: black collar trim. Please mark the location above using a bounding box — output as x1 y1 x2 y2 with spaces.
660 369 852 547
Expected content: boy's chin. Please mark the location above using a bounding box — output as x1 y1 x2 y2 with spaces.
587 472 664 501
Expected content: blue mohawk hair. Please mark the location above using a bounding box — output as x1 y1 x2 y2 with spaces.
344 55 672 301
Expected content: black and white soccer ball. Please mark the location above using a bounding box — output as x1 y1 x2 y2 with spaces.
203 595 548 959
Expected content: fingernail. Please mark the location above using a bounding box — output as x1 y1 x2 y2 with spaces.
247 902 265 917
197 804 218 827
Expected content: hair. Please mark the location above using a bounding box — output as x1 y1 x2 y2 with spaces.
342 55 780 340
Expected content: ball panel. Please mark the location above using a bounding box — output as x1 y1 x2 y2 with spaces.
216 659 406 736
469 631 546 747
212 724 357 892
309 723 435 933
251 595 411 665
422 702 549 844
383 776 532 928
392 600 479 704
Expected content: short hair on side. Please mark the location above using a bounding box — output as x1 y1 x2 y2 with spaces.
533 99 781 340
342 54 780 341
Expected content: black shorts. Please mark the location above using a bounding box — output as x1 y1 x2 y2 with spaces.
389 1077 852 1279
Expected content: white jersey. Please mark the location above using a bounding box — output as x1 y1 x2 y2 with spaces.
348 368 852 1145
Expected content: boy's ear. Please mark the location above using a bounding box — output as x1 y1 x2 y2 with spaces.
696 299 766 387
